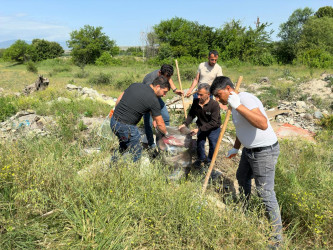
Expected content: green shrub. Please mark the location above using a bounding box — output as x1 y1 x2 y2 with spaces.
89 72 113 85
52 65 72 74
251 52 275 66
181 68 196 81
95 51 113 66
116 75 132 89
296 49 333 68
74 69 89 78
318 114 333 130
0 96 18 121
26 61 38 73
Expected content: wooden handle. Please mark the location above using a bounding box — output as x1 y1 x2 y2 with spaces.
202 76 243 195
175 60 187 119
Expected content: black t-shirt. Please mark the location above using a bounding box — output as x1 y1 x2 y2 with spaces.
184 99 221 132
113 83 161 125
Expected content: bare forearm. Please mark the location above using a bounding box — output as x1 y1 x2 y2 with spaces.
236 106 268 130
234 137 241 149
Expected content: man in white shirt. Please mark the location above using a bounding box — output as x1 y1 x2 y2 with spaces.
185 50 223 98
210 76 283 247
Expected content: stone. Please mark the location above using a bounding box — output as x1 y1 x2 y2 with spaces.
57 97 71 103
304 113 313 121
296 101 307 109
314 111 323 119
259 77 270 84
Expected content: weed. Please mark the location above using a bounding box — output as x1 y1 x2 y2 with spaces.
318 114 333 130
26 61 38 73
89 72 112 85
0 96 18 121
78 120 88 131
74 69 89 78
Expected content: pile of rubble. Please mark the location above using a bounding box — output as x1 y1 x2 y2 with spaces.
66 84 116 106
0 110 53 140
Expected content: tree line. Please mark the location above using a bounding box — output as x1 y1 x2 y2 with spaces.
1 6 333 68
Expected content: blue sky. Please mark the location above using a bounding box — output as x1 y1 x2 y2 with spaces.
1 0 332 46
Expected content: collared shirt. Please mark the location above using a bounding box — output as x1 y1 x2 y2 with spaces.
184 98 221 132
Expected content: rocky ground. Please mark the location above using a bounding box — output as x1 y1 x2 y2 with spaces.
1 75 332 195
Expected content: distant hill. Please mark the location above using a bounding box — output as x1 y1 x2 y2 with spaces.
0 40 69 50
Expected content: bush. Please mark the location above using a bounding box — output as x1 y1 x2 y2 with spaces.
0 96 18 122
318 115 333 130
295 49 333 68
74 70 90 78
52 65 72 74
89 72 113 85
251 52 275 66
181 68 197 81
116 75 132 89
26 61 38 73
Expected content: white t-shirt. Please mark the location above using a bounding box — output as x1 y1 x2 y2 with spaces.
231 92 277 148
197 62 223 86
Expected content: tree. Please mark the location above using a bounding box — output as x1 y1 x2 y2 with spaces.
315 6 333 18
3 40 30 63
298 17 333 54
277 7 314 63
30 39 64 61
153 17 214 58
67 25 118 67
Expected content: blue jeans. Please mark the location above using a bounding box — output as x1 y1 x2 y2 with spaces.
236 142 282 242
197 127 221 163
143 97 170 147
110 116 142 162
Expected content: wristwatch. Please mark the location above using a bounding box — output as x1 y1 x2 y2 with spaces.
172 88 177 93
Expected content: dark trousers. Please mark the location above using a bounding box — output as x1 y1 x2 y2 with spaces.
196 127 221 163
110 116 142 162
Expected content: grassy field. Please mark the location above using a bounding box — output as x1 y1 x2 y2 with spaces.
0 58 332 249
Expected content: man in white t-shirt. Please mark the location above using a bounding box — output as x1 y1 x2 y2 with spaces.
185 50 223 98
210 76 283 247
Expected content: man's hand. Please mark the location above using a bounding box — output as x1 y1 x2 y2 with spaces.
178 124 185 130
190 128 199 136
226 148 239 158
185 90 192 98
228 92 241 109
174 89 183 96
153 120 157 128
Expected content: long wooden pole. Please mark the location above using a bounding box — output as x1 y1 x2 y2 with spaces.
202 76 243 195
175 59 187 118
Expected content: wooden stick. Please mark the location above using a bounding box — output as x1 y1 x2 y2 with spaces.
166 90 198 106
175 59 187 118
202 76 243 195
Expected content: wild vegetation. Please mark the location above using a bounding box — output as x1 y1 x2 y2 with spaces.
0 56 332 248
0 4 332 249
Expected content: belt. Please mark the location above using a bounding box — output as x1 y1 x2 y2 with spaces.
246 141 278 153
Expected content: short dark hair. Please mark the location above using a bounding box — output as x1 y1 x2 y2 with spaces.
152 75 171 90
197 83 210 93
210 76 234 96
209 50 219 57
160 64 174 77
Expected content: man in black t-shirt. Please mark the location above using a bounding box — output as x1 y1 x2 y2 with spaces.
142 64 183 149
179 83 221 166
111 75 170 162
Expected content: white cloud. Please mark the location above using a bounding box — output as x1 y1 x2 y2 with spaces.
0 14 72 42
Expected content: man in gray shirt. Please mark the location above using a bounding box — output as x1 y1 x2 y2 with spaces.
142 64 183 148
